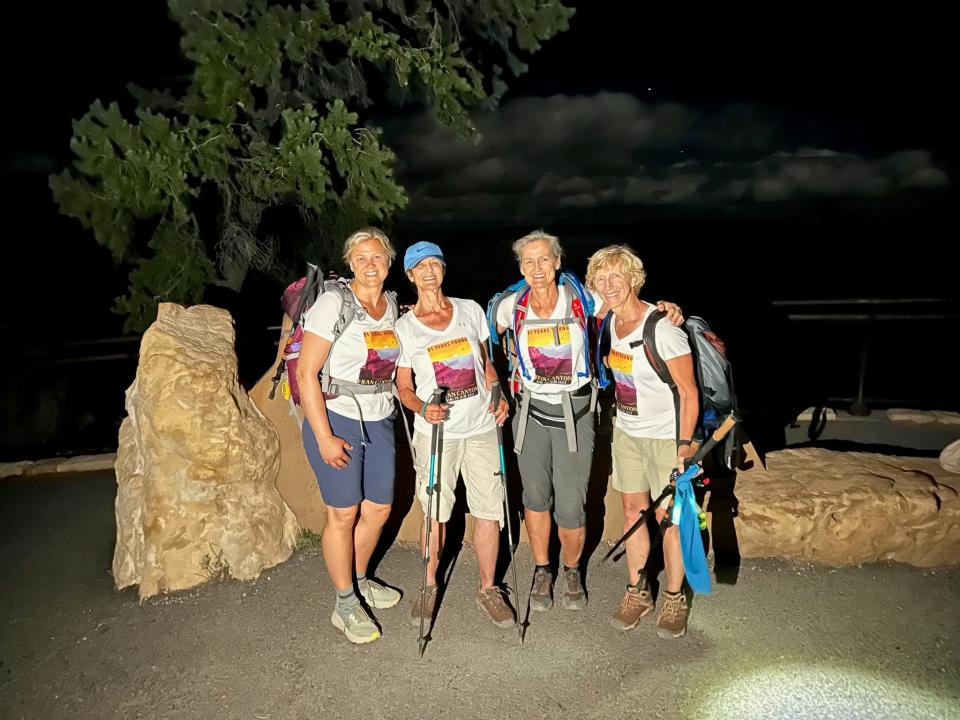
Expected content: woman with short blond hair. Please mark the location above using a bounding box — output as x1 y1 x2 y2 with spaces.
297 227 403 644
586 243 698 639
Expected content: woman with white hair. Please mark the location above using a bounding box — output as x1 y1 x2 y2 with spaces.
491 231 682 615
297 227 403 645
586 244 698 639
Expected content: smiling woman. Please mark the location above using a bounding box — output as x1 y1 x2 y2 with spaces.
296 227 403 646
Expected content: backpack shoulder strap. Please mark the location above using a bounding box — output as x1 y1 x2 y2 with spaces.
642 308 683 442
384 289 399 323
641 309 675 389
323 278 356 340
486 281 526 347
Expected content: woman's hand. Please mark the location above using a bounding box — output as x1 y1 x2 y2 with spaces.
656 301 685 326
422 401 448 425
488 396 509 426
319 434 353 469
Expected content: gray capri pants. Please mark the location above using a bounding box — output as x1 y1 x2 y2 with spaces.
512 394 595 529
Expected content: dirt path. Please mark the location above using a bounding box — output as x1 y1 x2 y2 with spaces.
2 472 958 720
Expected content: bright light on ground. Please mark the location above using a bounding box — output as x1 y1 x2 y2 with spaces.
698 664 960 720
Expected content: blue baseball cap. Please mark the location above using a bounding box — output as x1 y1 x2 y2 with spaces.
403 241 444 272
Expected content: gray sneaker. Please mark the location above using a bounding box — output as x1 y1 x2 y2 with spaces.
331 605 381 644
360 577 401 609
529 567 553 612
560 566 587 610
409 584 438 627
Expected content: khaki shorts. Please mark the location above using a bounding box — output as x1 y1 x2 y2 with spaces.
611 428 677 498
412 428 504 525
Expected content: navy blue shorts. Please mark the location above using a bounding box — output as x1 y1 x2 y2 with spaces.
302 411 396 508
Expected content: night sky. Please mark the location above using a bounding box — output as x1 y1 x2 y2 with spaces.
1 3 957 455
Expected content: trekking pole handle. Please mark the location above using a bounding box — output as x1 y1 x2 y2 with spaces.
684 413 738 469
490 383 502 411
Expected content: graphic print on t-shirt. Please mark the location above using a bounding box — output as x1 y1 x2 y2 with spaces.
427 337 478 402
609 349 638 415
527 324 572 385
359 330 400 384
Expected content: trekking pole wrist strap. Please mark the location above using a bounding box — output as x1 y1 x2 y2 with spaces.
419 401 429 418
677 439 693 447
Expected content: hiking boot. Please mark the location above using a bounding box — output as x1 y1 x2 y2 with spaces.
360 577 401 609
610 582 655 631
409 584 438 627
331 605 381 644
529 567 554 612
476 587 516 628
560 566 587 610
656 592 689 639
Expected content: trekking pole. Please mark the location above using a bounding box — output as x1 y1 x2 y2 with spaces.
418 388 445 659
491 385 523 644
603 413 738 563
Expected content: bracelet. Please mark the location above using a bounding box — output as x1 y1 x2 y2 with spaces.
677 439 693 448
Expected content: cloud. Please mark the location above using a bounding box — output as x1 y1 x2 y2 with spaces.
381 92 948 224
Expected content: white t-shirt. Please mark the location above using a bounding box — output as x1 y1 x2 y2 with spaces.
302 288 400 422
495 285 596 405
395 298 495 440
608 303 691 439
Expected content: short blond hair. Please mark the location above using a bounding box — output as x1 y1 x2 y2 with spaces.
512 229 563 264
586 244 647 295
342 227 396 266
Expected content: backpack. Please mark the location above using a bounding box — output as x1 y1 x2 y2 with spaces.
485 271 611 395
269 263 399 406
601 309 739 468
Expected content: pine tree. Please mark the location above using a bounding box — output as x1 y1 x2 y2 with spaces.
50 0 573 330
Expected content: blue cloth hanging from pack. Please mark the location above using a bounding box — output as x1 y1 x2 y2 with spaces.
670 465 712 595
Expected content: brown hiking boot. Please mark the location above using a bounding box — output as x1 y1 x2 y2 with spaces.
529 566 553 612
610 582 655 631
560 566 587 610
476 587 517 627
409 584 438 627
656 591 689 638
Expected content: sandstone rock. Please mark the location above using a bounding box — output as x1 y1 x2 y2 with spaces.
886 408 935 424
941 439 960 474
249 315 328 534
114 303 299 599
0 461 32 478
734 448 960 567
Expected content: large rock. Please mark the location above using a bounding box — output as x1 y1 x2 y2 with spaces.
114 304 299 599
734 448 960 567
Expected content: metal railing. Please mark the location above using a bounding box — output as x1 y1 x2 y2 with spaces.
772 297 959 416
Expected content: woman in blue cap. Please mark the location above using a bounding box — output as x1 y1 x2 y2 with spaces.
297 227 403 645
394 241 516 630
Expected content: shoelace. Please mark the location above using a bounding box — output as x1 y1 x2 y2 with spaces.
480 588 507 610
660 595 682 623
619 590 644 610
533 570 552 596
346 606 372 626
565 570 582 595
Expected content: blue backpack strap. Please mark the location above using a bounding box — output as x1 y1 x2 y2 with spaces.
513 285 533 381
595 310 613 389
486 280 529 375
